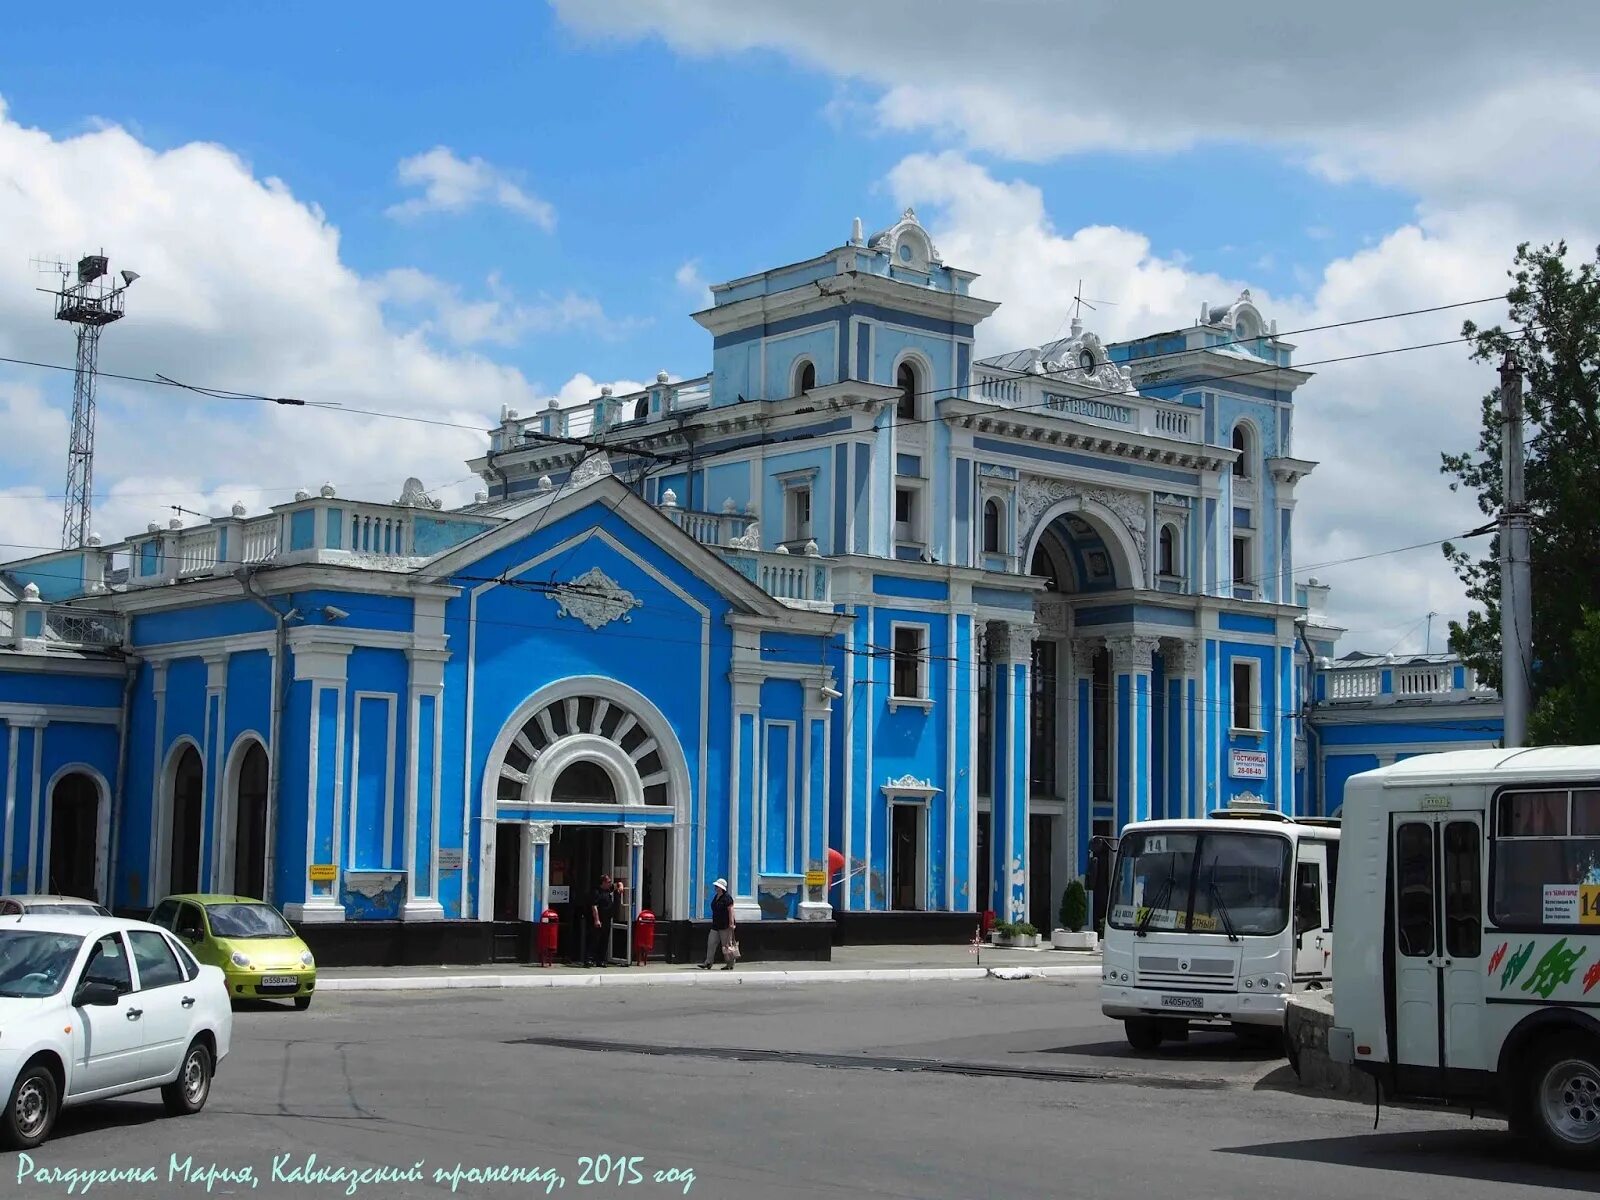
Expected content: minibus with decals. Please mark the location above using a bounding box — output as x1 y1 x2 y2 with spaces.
1101 803 1339 1050
1329 747 1600 1164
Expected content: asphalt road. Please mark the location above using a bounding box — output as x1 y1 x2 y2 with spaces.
9 978 1591 1199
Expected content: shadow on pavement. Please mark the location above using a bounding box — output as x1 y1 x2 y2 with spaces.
1220 1128 1594 1192
46 1097 168 1144
1037 1033 1283 1066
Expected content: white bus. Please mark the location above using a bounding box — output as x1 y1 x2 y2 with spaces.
1101 806 1339 1050
1329 747 1600 1164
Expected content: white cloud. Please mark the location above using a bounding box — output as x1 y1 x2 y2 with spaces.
374 268 634 346
552 0 1600 223
673 259 713 309
386 145 556 229
0 97 564 553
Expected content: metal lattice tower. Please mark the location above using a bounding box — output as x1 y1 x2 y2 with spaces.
42 254 137 548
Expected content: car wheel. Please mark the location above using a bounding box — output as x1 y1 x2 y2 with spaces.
2 1061 59 1150
1125 1018 1163 1051
162 1040 213 1117
1526 1038 1600 1165
294 995 312 1011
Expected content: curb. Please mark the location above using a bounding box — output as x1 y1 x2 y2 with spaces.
317 964 1102 993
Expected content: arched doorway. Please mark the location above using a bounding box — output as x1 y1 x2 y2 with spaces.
48 772 101 901
232 741 269 899
169 746 204 894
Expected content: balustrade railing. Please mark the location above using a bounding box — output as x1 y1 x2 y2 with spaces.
177 527 220 578
241 519 279 563
718 548 831 604
1394 665 1451 696
971 368 1201 443
1327 669 1381 700
660 505 756 547
349 508 414 556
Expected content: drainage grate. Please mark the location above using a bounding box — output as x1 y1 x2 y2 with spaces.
507 1036 1224 1090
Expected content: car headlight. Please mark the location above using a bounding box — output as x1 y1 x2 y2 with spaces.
301 950 315 967
231 951 253 969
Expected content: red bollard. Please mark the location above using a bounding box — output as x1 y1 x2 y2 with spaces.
981 909 996 936
536 908 560 967
632 910 656 966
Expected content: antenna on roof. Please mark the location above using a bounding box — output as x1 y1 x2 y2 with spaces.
1055 280 1117 340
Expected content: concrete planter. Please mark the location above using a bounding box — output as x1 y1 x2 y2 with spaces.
995 934 1038 948
1052 928 1098 950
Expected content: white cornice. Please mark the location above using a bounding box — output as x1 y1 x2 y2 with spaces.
0 653 127 677
942 399 1227 474
0 702 120 726
694 270 997 338
1127 347 1312 393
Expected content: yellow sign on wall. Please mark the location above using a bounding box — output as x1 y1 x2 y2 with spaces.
804 870 827 887
308 864 338 883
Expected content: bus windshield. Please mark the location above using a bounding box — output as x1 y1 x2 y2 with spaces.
1109 829 1292 936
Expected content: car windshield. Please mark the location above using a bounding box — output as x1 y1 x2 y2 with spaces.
1110 830 1291 936
26 903 104 916
205 903 294 939
0 931 84 997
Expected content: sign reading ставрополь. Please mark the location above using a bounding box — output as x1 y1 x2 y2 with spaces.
14 1151 698 1195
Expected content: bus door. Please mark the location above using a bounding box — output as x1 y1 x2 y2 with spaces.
1293 841 1332 983
1390 812 1488 1081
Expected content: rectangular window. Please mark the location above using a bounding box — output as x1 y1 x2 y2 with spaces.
1443 821 1482 958
1395 822 1436 958
1232 535 1254 597
1491 788 1600 926
895 487 918 543
891 625 927 700
787 486 813 543
1231 659 1260 731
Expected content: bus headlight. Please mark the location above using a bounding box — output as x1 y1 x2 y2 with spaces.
1244 978 1254 989
1259 977 1271 990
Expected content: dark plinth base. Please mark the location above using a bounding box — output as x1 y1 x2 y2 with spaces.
831 911 979 946
661 919 834 964
293 920 532 968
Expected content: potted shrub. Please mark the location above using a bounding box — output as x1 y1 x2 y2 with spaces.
1012 921 1039 948
990 919 1014 945
1052 879 1098 950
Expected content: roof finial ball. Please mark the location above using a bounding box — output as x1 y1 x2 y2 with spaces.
320 482 336 498
231 501 246 518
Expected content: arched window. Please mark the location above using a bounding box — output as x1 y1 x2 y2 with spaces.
49 773 100 901
1158 525 1178 577
896 361 917 421
632 395 649 423
1231 424 1252 478
796 360 816 395
169 746 204 894
233 741 269 899
551 760 617 804
982 498 1003 554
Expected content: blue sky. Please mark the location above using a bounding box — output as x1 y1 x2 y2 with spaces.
0 2 1413 385
0 1 1594 643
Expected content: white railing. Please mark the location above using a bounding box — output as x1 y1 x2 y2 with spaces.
661 506 756 547
1395 665 1452 696
505 373 715 448
349 508 414 556
241 519 279 563
1327 669 1381 700
971 367 1202 443
177 527 220 578
718 548 831 604
42 605 125 649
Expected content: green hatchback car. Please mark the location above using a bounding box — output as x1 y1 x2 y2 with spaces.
149 894 317 1009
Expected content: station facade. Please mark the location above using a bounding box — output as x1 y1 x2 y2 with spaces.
2 211 1336 944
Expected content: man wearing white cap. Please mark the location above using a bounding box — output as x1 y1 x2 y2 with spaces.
697 878 737 969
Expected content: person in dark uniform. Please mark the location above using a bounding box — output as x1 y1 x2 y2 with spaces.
587 875 620 967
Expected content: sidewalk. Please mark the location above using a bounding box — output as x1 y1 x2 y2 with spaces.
316 943 1103 993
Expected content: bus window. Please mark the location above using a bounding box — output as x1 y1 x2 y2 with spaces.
1395 822 1436 958
1492 788 1600 926
1443 821 1481 958
1295 861 1322 932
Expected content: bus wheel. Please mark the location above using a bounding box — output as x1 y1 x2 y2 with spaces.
1125 1019 1163 1051
1527 1039 1600 1165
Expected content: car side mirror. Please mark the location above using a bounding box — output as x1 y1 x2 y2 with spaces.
73 980 121 1007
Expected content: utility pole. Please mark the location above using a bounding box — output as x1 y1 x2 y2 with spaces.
1498 353 1532 746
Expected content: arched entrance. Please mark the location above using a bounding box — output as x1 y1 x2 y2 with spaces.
47 772 102 901
230 740 269 899
169 745 204 894
482 678 692 934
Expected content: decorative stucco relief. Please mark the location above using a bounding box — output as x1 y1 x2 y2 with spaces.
1018 475 1148 576
549 566 642 630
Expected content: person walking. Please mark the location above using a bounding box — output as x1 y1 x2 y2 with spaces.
587 874 620 968
697 878 736 969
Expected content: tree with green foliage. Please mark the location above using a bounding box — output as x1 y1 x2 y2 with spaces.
1059 878 1088 932
1441 242 1600 744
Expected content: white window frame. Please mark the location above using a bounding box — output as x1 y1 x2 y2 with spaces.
894 481 926 549
1230 655 1263 734
889 622 933 709
777 467 819 552
792 356 818 396
1157 520 1182 581
1231 421 1255 479
1232 531 1256 599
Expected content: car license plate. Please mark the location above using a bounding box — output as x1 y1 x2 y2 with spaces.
260 975 297 988
1161 994 1204 1010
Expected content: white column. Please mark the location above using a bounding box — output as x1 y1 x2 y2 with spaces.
402 647 447 921
286 641 351 924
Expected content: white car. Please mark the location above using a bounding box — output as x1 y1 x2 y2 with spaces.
0 915 232 1149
